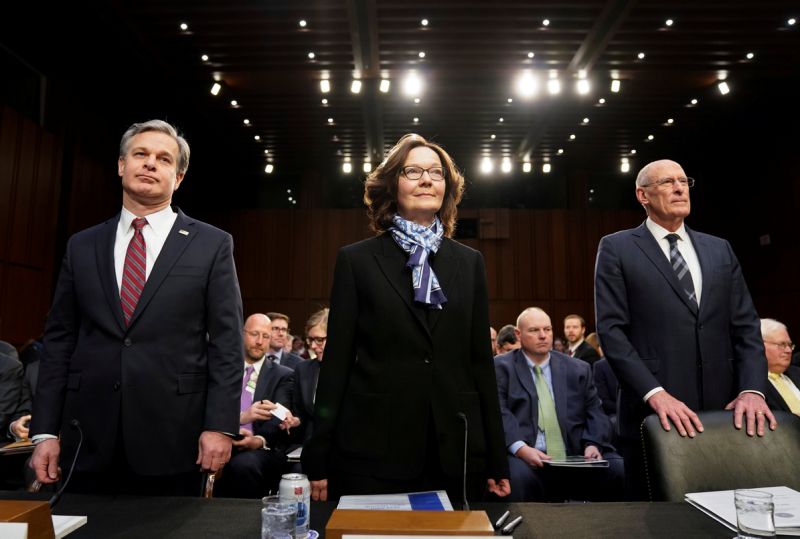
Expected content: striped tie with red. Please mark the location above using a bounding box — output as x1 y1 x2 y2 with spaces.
120 217 148 325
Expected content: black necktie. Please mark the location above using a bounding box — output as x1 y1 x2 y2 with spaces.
666 233 697 305
268 354 277 364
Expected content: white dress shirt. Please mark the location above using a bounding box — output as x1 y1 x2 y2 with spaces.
114 206 178 291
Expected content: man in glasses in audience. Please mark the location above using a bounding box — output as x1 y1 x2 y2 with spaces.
594 159 775 499
761 319 799 416
265 312 303 370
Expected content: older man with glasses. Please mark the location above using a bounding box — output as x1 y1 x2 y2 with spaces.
761 319 800 416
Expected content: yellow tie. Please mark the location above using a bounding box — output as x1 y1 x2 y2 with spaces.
768 372 800 415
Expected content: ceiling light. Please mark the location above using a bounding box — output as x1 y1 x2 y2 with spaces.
421 18 429 26
320 79 331 93
201 54 209 62
265 150 270 155
210 83 221 96
490 134 496 140
598 98 606 104
647 134 654 141
746 52 754 60
230 100 238 107
287 189 291 193
243 119 250 126
547 79 561 95
610 79 621 93
351 80 362 93
380 79 390 93
414 97 421 104
523 162 532 173
480 157 494 174
298 19 307 28
690 98 698 105
557 148 564 154
254 135 260 141
179 23 188 31
499 117 504 123
413 117 419 123
327 117 334 124
528 51 535 59
516 71 539 97
542 163 551 174
342 162 352 174
288 197 293 202
265 164 274 174
637 52 646 60
788 18 796 26
363 162 372 173
569 134 576 140
308 52 315 60
321 98 328 105
667 118 674 124
582 117 589 124
630 149 637 155
578 69 587 79
718 81 731 95
621 161 631 173
576 79 591 95
418 51 426 59
665 18 674 27
507 98 513 103
403 72 423 97
542 19 550 27
501 157 512 173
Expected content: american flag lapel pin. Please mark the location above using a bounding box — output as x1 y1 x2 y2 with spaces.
179 229 189 236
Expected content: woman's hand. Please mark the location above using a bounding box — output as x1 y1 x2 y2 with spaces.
311 479 328 501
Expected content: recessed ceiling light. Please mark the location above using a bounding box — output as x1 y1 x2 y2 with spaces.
499 117 504 123
327 117 334 124
667 118 674 124
501 157 512 173
210 83 221 96
630 149 637 155
718 81 731 95
610 79 621 93
542 163 551 173
380 79 390 93
243 119 250 125
265 150 270 155
547 79 561 95
480 157 493 174
523 162 532 173
321 98 328 105
576 79 590 95
665 18 674 27
413 117 419 123
351 80 362 93
298 20 307 28
414 97 421 104
320 79 331 93
254 135 260 141
690 98 698 105
490 134 496 140
788 18 796 26
542 19 550 27
746 52 755 60
621 161 631 173
517 71 539 97
637 52 646 60
507 98 513 103
598 98 606 104
403 72 423 96
418 51 426 59
582 117 590 124
569 134 576 140
287 189 291 193
527 51 535 59
342 162 352 174
421 18 429 26
179 22 188 31
201 54 209 62
557 148 564 154
265 164 274 174
363 162 372 173
647 134 654 141
308 52 315 60
230 100 238 107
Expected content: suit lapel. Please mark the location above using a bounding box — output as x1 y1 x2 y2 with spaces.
633 222 698 316
513 351 539 432
550 354 569 441
427 238 460 332
127 209 197 329
375 234 431 339
686 226 712 317
254 359 274 401
95 214 126 331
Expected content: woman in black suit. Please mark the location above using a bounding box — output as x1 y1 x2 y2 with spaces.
302 134 510 503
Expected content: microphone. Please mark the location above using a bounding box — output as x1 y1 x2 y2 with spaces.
49 419 83 509
456 412 469 511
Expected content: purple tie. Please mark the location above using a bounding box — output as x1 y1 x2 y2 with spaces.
240 365 255 432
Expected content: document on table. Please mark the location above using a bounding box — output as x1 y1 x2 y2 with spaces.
286 446 302 461
53 515 88 538
542 455 609 468
337 490 454 511
686 486 800 535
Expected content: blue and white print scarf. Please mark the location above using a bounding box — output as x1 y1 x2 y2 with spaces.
389 214 447 309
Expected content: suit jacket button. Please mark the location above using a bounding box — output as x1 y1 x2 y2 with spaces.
113 381 121 391
124 338 132 346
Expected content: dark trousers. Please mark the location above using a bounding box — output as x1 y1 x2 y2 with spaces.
215 448 287 499
617 436 649 501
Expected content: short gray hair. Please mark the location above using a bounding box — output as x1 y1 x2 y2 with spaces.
119 120 190 175
761 318 787 339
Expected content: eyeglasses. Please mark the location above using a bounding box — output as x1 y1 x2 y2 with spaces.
765 340 795 351
401 166 445 182
271 327 289 334
641 177 695 189
306 336 327 346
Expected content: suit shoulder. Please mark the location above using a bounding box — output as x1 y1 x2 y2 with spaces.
339 236 382 255
184 217 232 240
599 226 640 245
273 363 295 379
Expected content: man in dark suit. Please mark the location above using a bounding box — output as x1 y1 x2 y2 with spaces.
595 159 775 497
216 313 296 498
8 360 38 441
264 312 303 369
761 319 799 415
495 307 622 502
29 120 243 495
563 314 600 365
0 341 23 440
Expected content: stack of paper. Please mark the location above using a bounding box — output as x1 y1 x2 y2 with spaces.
337 491 454 511
686 485 800 535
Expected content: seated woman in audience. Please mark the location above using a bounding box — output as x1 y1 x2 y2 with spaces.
302 133 510 503
586 332 619 425
291 308 328 443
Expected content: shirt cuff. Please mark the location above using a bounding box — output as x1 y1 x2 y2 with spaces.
739 390 766 400
31 434 58 444
254 435 270 450
509 441 526 456
643 386 664 403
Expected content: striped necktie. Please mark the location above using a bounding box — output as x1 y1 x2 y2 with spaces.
666 233 697 306
120 217 148 325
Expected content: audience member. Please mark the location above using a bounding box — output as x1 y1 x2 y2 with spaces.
490 327 498 355
496 324 521 354
595 158 774 499
552 337 566 353
564 315 600 365
292 308 329 443
30 119 243 495
291 335 308 359
495 308 622 502
0 341 23 439
216 313 296 498
265 312 304 369
586 333 618 424
761 319 799 415
9 360 38 441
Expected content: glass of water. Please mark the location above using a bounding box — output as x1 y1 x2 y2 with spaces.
734 489 775 538
262 495 297 539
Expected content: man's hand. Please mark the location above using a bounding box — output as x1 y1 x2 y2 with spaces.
583 445 602 460
10 414 31 440
647 390 704 437
240 400 276 425
232 428 264 451
311 479 328 501
725 392 778 436
196 431 232 472
514 444 551 468
487 478 511 497
279 411 301 432
30 438 61 484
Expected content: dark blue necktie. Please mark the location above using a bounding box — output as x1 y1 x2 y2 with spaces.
666 233 697 305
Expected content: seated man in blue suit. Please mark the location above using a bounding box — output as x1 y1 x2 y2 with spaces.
495 307 623 502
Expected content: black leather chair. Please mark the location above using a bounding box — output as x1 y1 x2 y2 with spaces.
641 410 800 502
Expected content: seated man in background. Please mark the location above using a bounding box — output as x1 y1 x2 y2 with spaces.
495 324 521 355
495 308 623 502
265 312 304 369
564 315 600 365
0 341 23 441
215 313 296 498
762 319 799 416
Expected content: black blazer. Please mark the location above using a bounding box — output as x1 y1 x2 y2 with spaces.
595 222 767 437
592 357 618 419
765 366 800 414
291 358 320 443
31 208 243 475
0 352 23 437
494 350 613 455
302 234 508 483
572 341 600 365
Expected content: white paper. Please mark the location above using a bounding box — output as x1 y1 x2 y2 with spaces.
287 446 302 460
52 515 88 538
0 522 28 539
542 455 609 467
685 486 800 535
337 490 454 511
271 402 289 421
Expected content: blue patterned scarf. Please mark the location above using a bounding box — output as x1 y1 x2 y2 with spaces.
389 214 447 309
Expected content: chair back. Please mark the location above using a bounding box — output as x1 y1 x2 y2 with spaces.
642 410 800 501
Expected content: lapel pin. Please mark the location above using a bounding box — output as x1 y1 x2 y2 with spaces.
178 229 189 236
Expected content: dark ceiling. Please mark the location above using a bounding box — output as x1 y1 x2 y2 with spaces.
2 0 799 211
